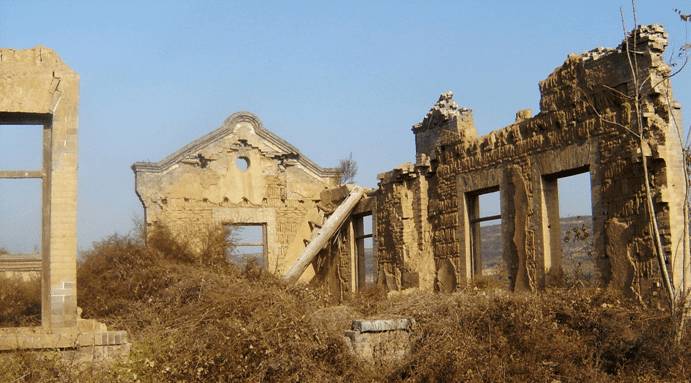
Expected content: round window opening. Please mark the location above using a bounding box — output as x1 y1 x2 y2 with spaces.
236 157 250 171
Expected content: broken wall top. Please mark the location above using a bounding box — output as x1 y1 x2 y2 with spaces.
412 92 476 137
539 24 670 114
0 46 77 114
376 24 687 297
401 24 679 177
411 92 477 158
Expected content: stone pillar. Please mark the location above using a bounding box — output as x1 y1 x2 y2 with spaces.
0 46 79 331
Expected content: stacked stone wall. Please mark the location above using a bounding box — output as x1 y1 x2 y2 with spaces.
377 25 687 300
134 112 340 276
141 181 320 273
376 165 435 290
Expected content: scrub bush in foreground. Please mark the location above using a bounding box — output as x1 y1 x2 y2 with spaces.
2 224 691 382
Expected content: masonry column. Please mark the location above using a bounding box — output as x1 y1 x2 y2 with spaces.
46 63 80 330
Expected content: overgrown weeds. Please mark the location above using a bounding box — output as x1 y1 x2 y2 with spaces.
0 274 40 327
386 289 691 382
75 224 357 382
3 225 691 381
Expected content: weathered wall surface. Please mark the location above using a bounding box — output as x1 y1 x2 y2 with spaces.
133 112 341 275
376 163 434 291
377 25 687 300
0 253 40 281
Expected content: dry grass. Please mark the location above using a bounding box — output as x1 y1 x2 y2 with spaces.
383 289 691 382
2 225 691 381
0 274 41 327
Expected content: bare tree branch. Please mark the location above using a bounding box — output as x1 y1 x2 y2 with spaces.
337 152 358 184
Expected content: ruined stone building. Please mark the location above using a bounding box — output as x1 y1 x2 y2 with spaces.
134 25 687 302
134 114 333 275
0 46 128 361
377 25 688 300
133 112 378 296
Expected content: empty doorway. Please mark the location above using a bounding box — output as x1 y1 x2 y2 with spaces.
542 167 594 287
467 187 507 288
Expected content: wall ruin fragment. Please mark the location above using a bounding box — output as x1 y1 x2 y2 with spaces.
133 113 380 299
0 46 128 360
133 112 342 276
133 25 687 303
376 25 688 300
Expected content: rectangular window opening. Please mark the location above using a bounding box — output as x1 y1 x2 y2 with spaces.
468 188 508 290
0 179 42 255
0 117 50 329
0 177 43 328
359 214 375 287
226 224 266 268
557 172 595 287
0 125 44 171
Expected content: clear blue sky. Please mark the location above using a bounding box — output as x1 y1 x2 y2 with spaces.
1 1 689 252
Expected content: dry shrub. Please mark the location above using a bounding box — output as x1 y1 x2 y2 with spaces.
473 273 510 291
145 222 232 267
0 274 41 327
5 224 691 382
342 283 389 316
74 223 363 382
77 224 236 320
384 289 691 383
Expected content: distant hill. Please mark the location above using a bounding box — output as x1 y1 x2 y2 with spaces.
228 216 595 287
227 252 264 267
481 215 594 284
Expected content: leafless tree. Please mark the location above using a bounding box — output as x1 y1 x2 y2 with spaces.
618 2 690 342
337 152 358 184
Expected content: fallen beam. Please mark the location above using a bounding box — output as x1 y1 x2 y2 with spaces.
283 185 366 283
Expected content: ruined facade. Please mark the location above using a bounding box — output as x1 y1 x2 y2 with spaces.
376 25 688 300
133 113 378 297
0 46 128 360
133 25 687 302
133 112 342 275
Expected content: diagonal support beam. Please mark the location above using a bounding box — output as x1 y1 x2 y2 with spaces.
283 186 366 283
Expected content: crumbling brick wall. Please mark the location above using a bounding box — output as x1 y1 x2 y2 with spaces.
376 164 434 291
133 112 340 274
377 25 687 300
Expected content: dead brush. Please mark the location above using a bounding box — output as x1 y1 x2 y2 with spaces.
0 274 41 327
562 222 597 288
383 289 691 383
74 223 364 382
145 221 232 267
7 222 691 382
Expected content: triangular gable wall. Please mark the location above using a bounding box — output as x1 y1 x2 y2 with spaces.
132 111 339 180
132 112 341 275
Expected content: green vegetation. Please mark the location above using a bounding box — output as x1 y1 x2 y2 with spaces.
2 225 691 382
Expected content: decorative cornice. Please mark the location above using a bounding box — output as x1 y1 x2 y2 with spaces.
132 111 340 179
